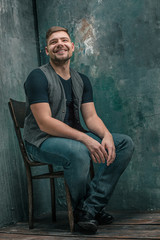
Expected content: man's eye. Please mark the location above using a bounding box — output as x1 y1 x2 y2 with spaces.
50 41 57 45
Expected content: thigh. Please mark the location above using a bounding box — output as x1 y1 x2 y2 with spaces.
112 133 134 152
25 138 75 165
39 136 91 166
87 132 133 148
86 132 131 150
40 136 88 156
86 132 102 143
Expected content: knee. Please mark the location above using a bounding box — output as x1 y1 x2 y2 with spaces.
120 135 134 161
113 134 134 170
124 135 134 153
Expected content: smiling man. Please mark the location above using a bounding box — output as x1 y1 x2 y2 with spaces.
24 26 134 233
46 30 74 65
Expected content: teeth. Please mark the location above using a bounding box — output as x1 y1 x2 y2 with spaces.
58 49 64 52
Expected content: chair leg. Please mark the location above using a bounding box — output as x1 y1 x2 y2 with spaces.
90 160 95 180
64 181 74 232
48 165 56 222
50 178 56 221
26 166 34 229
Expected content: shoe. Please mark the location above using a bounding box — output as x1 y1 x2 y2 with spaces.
96 210 114 225
74 209 98 233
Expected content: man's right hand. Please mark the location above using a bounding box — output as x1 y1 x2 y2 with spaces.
82 136 108 164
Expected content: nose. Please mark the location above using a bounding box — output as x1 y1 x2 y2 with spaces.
56 39 64 47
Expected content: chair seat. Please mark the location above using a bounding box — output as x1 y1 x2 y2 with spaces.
32 171 64 179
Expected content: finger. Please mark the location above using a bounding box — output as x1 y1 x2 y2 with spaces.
91 153 98 164
96 147 106 163
100 145 108 162
107 147 112 162
106 148 114 165
94 151 102 163
107 149 116 165
101 143 108 159
111 151 116 162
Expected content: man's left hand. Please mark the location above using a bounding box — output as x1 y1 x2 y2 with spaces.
101 133 116 166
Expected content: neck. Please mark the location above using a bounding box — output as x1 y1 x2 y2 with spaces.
49 59 71 80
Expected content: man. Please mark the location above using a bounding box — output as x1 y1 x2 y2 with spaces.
24 26 134 233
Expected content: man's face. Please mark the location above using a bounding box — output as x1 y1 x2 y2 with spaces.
45 31 74 64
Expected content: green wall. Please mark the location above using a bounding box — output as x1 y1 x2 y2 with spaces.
36 0 160 211
0 0 160 229
0 0 42 227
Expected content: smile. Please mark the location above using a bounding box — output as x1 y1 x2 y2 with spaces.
56 49 67 54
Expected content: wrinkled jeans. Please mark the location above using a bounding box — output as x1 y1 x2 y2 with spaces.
25 132 134 216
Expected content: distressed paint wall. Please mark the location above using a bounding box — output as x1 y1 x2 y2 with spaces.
0 0 51 227
0 0 159 229
36 0 160 211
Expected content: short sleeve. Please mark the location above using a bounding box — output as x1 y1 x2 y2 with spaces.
24 69 49 105
78 73 93 104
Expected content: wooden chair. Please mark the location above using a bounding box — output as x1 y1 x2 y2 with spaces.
8 98 94 232
8 98 75 231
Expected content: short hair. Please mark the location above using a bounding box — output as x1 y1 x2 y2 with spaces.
46 26 70 44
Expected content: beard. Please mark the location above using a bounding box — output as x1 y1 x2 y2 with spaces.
51 53 72 65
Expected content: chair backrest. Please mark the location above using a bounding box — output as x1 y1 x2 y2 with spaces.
8 98 30 165
8 98 45 167
8 98 26 128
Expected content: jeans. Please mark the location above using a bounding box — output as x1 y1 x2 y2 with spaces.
25 132 134 217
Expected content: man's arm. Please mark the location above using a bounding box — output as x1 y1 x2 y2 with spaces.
30 102 108 164
81 102 116 166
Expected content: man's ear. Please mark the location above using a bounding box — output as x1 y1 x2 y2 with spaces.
45 46 49 55
72 42 75 52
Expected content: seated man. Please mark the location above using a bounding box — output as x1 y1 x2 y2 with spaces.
24 26 134 233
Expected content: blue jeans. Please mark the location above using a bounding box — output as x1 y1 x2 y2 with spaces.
25 132 134 216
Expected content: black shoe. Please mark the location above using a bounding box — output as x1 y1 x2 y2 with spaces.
74 209 98 233
96 211 114 225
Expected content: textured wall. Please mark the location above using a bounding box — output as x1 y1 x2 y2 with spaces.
0 0 44 227
1 0 159 229
36 0 160 211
